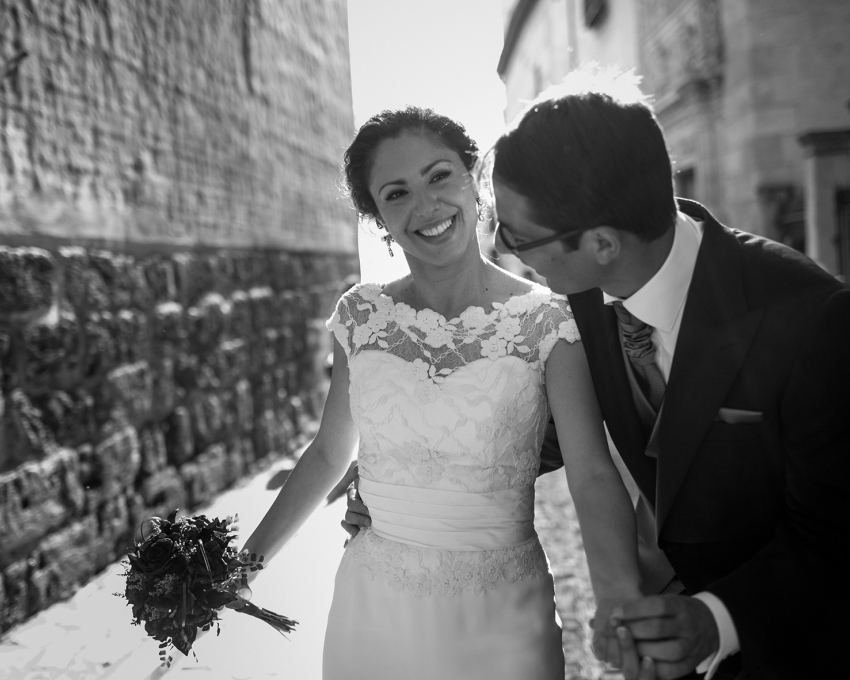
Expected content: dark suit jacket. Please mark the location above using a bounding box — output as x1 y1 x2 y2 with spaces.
542 200 850 678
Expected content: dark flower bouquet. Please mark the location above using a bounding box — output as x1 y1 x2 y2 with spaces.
120 510 297 666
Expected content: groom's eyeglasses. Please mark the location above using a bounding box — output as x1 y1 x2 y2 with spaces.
495 221 586 255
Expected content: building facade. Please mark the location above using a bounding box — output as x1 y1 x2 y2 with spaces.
498 0 850 278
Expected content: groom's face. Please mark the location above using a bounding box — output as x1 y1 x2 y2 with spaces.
493 181 602 295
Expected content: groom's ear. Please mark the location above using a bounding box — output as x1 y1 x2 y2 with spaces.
584 226 621 265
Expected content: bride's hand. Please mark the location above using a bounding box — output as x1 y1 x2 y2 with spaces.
590 591 642 669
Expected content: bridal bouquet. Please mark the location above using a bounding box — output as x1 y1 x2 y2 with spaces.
120 510 297 666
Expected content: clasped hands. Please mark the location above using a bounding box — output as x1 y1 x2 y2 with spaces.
341 480 719 680
592 592 720 680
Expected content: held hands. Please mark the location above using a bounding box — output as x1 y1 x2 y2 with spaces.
591 592 642 670
603 594 720 680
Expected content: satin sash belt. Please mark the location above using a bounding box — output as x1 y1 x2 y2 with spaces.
358 477 536 551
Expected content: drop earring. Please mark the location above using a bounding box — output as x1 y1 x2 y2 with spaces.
475 196 485 222
382 233 394 257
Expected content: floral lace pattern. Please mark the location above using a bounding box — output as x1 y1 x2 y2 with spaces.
328 283 579 379
346 528 550 597
326 283 579 595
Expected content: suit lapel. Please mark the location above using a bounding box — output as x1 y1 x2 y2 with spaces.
654 206 765 536
570 290 658 505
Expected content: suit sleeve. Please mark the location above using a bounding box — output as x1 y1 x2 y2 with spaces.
706 286 850 675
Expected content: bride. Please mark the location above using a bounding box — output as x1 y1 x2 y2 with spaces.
240 107 641 679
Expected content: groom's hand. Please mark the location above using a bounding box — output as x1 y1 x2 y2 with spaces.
341 476 371 541
591 593 642 669
613 595 719 679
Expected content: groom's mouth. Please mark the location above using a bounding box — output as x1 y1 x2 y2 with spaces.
415 215 455 242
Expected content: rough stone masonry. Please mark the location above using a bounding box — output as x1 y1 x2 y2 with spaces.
0 0 359 633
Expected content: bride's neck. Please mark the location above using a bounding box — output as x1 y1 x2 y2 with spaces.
402 255 494 319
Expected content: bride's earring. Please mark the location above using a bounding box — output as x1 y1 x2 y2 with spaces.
475 196 485 222
382 232 394 257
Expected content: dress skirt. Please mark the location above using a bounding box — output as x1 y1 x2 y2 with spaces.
322 532 564 680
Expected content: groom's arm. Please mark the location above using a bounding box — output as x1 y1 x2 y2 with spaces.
702 286 850 674
618 286 850 678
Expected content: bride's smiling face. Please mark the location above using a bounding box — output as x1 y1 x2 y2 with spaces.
369 132 479 266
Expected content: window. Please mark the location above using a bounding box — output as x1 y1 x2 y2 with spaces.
584 0 608 28
674 167 696 200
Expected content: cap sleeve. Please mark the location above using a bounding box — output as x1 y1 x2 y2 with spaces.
537 294 581 365
326 287 358 359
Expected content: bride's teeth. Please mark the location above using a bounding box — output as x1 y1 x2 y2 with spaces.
419 217 453 237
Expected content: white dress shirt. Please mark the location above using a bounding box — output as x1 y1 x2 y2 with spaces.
603 213 739 678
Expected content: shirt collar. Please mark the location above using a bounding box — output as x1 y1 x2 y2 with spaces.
603 212 703 333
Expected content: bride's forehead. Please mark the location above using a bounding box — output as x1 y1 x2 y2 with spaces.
371 133 460 173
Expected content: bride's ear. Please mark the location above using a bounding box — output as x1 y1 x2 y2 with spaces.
585 226 621 265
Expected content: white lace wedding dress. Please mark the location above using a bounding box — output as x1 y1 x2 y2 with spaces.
323 283 580 680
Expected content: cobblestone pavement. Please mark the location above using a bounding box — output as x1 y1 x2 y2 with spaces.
534 469 623 680
1 458 620 680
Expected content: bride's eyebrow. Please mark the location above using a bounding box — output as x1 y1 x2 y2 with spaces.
378 159 453 194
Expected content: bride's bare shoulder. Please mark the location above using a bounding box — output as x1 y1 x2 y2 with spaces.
377 275 414 303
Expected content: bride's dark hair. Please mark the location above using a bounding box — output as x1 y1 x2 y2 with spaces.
342 106 479 224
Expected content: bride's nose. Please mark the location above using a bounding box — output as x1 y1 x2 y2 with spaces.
413 190 439 217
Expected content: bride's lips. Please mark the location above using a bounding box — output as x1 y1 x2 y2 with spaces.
415 215 456 243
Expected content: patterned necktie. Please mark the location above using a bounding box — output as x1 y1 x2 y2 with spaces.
611 301 666 415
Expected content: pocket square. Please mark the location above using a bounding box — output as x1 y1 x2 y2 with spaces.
714 407 764 424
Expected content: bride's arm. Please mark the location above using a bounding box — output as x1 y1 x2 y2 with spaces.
240 339 359 574
545 338 641 661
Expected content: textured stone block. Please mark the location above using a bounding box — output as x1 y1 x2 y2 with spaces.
139 424 168 476
89 251 133 310
0 560 32 629
143 255 178 303
140 465 187 519
181 444 229 507
92 423 141 496
1 389 56 470
150 357 178 419
253 408 294 459
152 301 186 349
0 448 84 568
34 389 95 448
229 290 252 339
29 517 99 612
225 337 252 383
175 253 217 307
60 247 110 312
187 292 230 351
0 247 55 319
90 493 131 570
20 308 82 392
105 362 153 425
190 392 225 449
250 286 274 334
234 379 254 432
164 406 195 466
115 309 150 363
82 313 118 378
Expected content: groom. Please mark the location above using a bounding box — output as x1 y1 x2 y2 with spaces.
486 72 849 679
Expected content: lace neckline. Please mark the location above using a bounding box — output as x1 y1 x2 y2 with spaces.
363 282 552 325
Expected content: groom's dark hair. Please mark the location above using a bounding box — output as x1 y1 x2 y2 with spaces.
492 68 677 243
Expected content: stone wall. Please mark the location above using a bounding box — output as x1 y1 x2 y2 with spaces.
0 0 359 632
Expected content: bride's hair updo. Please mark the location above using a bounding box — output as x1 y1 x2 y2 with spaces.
343 106 479 224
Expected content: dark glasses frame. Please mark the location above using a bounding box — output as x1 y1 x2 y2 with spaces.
495 221 586 254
